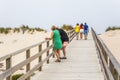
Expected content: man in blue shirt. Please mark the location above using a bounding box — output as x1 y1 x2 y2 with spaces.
84 23 89 40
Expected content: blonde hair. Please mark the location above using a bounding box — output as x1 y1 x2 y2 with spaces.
51 25 56 30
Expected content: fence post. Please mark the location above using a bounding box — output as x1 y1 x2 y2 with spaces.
109 60 114 76
26 49 30 80
6 57 12 80
47 41 50 64
38 45 42 71
52 40 55 58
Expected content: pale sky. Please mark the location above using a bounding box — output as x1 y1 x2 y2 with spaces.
0 0 120 33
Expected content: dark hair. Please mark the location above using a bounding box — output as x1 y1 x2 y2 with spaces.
76 23 79 25
80 23 83 26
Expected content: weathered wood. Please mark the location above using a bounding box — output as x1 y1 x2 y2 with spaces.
31 32 104 80
26 49 30 80
46 41 49 64
0 29 76 80
6 57 12 80
18 53 53 80
0 41 47 62
38 45 42 71
0 30 74 62
109 60 114 76
91 28 120 80
96 41 114 80
0 45 53 80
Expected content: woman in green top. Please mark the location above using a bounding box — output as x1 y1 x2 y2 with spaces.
45 26 62 62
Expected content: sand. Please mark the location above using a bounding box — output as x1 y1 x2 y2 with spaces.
0 31 52 74
99 30 120 63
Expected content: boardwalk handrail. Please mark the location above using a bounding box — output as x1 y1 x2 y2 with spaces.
0 29 76 80
91 28 120 80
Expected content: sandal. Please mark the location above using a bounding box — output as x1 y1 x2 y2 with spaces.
60 57 67 59
63 57 67 59
55 59 61 62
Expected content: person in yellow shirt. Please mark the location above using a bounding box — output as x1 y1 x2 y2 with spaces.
75 23 80 40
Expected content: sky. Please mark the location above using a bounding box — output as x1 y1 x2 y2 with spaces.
0 0 120 33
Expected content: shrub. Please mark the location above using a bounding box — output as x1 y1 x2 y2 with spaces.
13 28 20 33
0 27 11 34
12 73 24 80
105 26 120 32
61 24 73 31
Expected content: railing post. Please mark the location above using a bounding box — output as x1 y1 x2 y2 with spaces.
118 75 120 80
38 45 42 71
52 40 55 58
6 57 12 80
109 60 114 75
26 49 30 80
47 41 49 64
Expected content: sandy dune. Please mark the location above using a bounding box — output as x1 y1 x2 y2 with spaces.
100 30 120 63
0 31 51 74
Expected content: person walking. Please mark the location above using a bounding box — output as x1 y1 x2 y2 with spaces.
56 27 69 59
75 23 80 40
80 23 84 39
83 23 89 40
45 26 62 62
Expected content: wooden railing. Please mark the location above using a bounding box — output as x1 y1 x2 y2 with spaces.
91 28 120 80
0 29 76 80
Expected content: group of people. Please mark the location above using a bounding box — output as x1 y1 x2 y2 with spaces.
45 26 69 62
75 23 89 40
45 23 89 62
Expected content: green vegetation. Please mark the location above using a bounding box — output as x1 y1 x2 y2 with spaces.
0 24 74 34
13 28 20 33
0 27 11 34
0 25 46 34
61 24 73 31
12 73 24 80
105 26 120 32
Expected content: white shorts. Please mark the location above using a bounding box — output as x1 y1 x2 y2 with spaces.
80 29 84 33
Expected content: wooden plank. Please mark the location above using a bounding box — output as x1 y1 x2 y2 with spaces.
0 30 73 62
26 49 30 80
31 32 104 80
96 39 114 80
38 45 42 71
0 45 53 80
0 40 47 62
46 41 49 64
6 57 12 80
100 38 120 75
18 53 53 80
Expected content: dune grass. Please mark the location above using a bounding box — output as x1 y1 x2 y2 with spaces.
105 26 120 32
0 25 46 34
0 24 74 34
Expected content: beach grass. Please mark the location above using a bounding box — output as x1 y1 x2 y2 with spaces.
0 25 46 34
106 26 120 32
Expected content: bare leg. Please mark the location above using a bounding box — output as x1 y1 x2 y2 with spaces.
57 50 60 59
84 34 87 40
54 50 60 60
80 33 83 39
62 47 66 57
76 33 78 40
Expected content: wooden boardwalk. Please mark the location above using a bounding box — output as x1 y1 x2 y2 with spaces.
31 32 104 80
